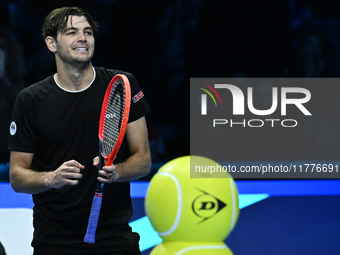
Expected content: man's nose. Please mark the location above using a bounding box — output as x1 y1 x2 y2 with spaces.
78 32 87 41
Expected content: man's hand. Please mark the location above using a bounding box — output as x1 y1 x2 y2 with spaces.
48 160 85 189
93 156 119 183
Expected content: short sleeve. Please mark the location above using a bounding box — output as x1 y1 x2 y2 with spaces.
125 73 151 123
8 91 38 153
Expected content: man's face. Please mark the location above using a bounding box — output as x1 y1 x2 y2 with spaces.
54 15 95 65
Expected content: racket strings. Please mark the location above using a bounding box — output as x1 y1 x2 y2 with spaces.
102 79 125 156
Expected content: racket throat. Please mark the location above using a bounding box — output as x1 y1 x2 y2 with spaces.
97 142 106 193
94 192 103 198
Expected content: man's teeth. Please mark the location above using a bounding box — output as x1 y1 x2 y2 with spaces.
75 48 87 51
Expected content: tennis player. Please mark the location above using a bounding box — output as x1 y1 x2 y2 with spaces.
9 7 151 255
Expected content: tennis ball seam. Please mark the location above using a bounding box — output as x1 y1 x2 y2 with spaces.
156 172 182 237
176 244 228 255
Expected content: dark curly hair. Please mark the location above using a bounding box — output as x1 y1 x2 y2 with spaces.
42 7 99 39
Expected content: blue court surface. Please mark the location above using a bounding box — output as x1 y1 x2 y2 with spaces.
0 180 339 255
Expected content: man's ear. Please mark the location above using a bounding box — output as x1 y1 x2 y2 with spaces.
45 36 57 53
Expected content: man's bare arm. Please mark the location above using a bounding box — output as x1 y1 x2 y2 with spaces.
10 151 84 194
97 116 151 183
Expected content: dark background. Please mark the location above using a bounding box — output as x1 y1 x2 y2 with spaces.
1 0 340 175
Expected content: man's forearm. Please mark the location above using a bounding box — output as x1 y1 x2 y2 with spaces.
10 151 84 194
10 166 52 194
115 150 151 182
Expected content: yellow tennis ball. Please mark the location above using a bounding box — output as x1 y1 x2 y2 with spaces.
150 241 234 255
145 156 239 242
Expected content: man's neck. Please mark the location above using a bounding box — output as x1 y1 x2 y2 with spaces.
55 62 94 92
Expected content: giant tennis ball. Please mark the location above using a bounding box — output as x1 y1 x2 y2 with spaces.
145 155 239 242
150 241 234 255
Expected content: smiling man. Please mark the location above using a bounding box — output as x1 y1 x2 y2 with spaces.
9 7 151 255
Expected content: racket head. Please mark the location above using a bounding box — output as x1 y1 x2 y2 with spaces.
98 74 131 165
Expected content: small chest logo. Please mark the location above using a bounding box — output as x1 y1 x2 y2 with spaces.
10 121 17 136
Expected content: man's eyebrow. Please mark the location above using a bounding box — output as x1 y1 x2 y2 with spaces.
65 26 93 32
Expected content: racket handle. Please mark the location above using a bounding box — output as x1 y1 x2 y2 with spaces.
84 194 102 244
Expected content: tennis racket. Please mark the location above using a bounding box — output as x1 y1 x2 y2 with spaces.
84 74 131 244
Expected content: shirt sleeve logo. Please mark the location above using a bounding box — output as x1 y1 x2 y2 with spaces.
132 90 145 103
10 121 17 136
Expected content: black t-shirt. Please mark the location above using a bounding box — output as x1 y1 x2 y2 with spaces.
8 67 150 251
